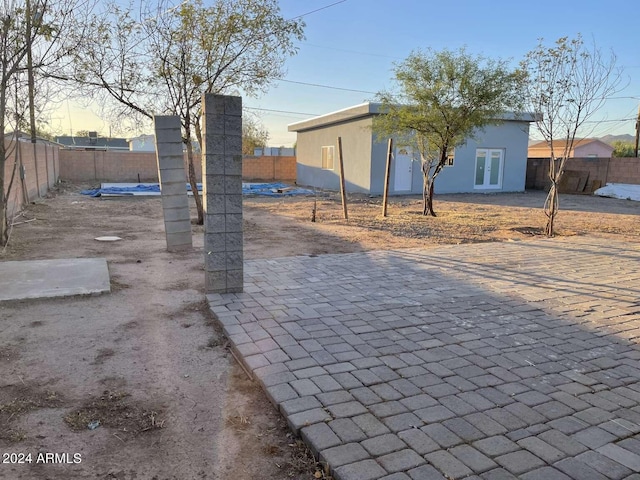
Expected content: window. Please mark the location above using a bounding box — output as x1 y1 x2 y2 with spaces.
321 146 334 170
446 149 455 166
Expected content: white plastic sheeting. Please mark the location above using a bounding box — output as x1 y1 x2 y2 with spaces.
594 183 640 202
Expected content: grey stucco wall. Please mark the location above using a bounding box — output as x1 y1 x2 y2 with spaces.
296 118 531 195
433 120 531 194
296 117 373 193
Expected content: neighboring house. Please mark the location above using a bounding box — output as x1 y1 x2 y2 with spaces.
4 131 62 146
55 133 129 151
528 138 614 158
288 102 535 195
128 134 156 152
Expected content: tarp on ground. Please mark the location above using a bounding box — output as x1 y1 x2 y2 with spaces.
594 183 640 202
81 182 313 197
242 183 314 196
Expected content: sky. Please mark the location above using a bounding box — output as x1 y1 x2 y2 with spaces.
53 0 640 146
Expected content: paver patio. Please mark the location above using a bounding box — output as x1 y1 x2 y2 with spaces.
207 236 640 479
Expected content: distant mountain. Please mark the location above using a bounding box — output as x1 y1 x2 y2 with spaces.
528 134 635 146
600 134 635 145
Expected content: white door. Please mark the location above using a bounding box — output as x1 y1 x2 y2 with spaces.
474 149 504 189
394 148 413 192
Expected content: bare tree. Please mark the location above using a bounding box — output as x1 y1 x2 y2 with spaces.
522 35 621 236
1 0 91 246
71 0 304 224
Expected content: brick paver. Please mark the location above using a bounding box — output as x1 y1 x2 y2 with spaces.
208 237 640 479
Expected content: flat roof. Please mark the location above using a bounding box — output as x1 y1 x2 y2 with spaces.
288 102 383 132
288 102 536 132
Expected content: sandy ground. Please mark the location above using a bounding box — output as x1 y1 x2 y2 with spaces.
0 184 321 480
0 183 638 480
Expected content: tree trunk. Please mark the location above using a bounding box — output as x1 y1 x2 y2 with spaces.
0 144 7 246
421 175 437 217
422 175 428 215
0 88 7 246
185 139 204 225
544 181 558 236
426 180 436 217
543 157 561 237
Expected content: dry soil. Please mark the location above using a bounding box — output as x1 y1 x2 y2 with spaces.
0 183 638 480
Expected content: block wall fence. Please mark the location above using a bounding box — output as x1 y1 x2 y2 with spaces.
58 149 296 183
526 157 640 190
3 140 59 220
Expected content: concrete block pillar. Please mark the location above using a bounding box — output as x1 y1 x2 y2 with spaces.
202 94 243 293
154 115 192 252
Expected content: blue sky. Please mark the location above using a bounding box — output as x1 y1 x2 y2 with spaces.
58 0 640 145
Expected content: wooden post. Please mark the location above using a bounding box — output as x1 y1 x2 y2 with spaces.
382 138 393 217
634 103 639 158
337 136 348 220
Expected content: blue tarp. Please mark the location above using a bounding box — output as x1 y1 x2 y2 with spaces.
81 184 163 197
242 183 314 196
81 183 313 197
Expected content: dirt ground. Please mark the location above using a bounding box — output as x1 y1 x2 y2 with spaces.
0 182 638 480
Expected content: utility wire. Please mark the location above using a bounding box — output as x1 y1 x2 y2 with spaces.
287 0 348 21
582 117 636 123
244 106 319 116
276 78 376 94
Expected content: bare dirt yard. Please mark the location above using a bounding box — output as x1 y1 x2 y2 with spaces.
0 182 638 480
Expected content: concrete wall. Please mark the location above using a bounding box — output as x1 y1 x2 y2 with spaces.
242 156 296 180
526 157 640 190
296 117 374 193
3 140 59 219
296 118 531 195
59 149 295 183
59 150 170 182
605 157 640 184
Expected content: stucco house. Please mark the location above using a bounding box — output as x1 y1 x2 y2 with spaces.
55 133 129 151
288 102 535 195
128 134 156 152
528 138 614 158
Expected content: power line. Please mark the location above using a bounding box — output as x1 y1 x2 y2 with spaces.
606 95 640 100
276 78 376 94
287 0 348 21
582 117 636 124
244 106 319 116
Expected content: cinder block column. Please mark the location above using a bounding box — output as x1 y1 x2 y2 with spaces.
154 115 192 252
202 94 243 293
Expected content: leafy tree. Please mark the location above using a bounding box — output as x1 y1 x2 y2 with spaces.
72 0 304 224
521 35 621 236
242 114 269 155
374 48 525 216
611 140 635 157
1 0 90 246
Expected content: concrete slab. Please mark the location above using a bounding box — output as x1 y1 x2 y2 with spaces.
0 258 111 301
208 236 640 480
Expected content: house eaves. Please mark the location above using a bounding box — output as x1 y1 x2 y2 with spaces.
288 102 383 132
